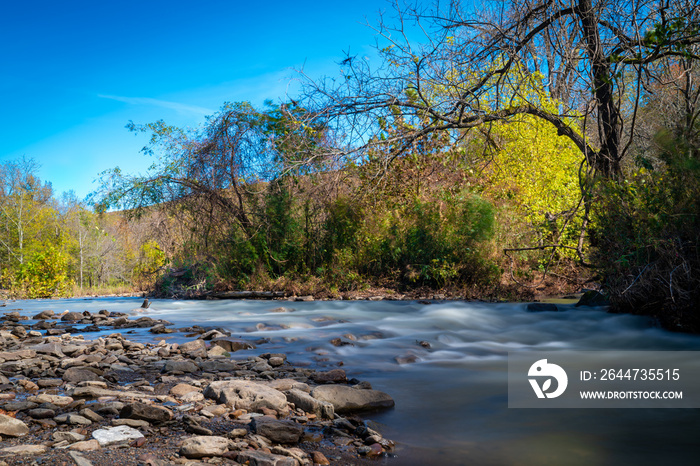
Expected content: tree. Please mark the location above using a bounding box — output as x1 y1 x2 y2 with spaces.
0 157 54 269
300 0 700 264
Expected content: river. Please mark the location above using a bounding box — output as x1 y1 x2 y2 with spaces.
4 297 700 465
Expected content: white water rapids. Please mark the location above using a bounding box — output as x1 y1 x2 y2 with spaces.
5 297 700 465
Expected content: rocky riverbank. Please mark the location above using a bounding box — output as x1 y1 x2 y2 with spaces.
0 307 396 465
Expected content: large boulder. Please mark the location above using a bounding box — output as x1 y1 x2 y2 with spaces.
310 385 394 414
203 380 288 414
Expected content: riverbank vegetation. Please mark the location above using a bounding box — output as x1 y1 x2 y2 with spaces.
3 1 700 330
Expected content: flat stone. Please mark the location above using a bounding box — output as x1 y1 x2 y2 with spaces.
63 367 103 383
69 451 97 465
27 408 55 419
29 342 65 357
203 380 289 414
0 444 47 455
112 418 150 428
0 413 29 437
252 417 303 444
0 350 36 361
55 413 92 425
236 450 297 466
120 402 173 423
92 425 144 446
29 393 74 407
200 359 238 372
311 369 347 384
3 401 38 411
179 436 230 459
161 360 199 373
170 383 200 397
53 431 87 443
311 385 394 414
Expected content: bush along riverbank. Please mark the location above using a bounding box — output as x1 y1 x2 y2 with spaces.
0 309 395 465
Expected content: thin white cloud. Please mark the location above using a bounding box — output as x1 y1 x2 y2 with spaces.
98 94 214 117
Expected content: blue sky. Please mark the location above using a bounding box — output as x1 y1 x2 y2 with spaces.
0 0 395 200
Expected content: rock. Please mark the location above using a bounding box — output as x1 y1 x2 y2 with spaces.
236 450 297 466
55 413 92 425
252 417 303 444
170 383 200 397
37 378 63 388
311 385 395 414
3 401 38 411
311 451 330 465
28 342 65 358
285 389 334 419
311 369 346 384
204 380 289 414
179 339 207 358
0 413 29 437
161 360 199 374
120 402 173 423
268 357 285 367
201 404 228 417
53 431 87 443
112 418 150 428
10 326 26 338
27 408 55 419
92 425 145 446
80 408 104 422
61 312 84 321
69 439 101 451
210 337 255 352
0 445 47 455
33 310 55 320
207 345 229 358
0 349 36 361
395 354 418 364
200 359 238 372
29 393 74 407
68 451 96 466
179 436 230 458
576 290 609 307
526 302 560 312
63 367 103 383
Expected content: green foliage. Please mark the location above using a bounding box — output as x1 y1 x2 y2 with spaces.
11 246 71 299
133 240 167 290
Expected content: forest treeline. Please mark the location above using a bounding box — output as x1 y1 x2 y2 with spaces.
3 1 700 330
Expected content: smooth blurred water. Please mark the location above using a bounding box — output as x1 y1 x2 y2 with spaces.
5 297 700 465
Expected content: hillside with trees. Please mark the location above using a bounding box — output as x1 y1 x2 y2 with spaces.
4 0 699 331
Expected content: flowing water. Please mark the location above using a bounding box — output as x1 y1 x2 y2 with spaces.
4 297 700 465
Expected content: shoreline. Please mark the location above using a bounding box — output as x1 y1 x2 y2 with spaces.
0 308 397 465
